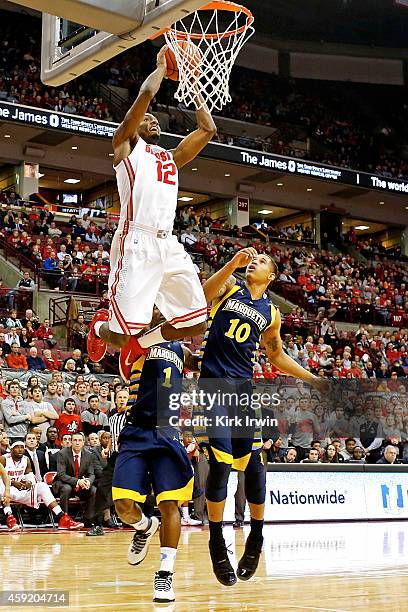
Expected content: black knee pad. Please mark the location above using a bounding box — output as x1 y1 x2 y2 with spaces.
205 459 232 503
244 452 266 505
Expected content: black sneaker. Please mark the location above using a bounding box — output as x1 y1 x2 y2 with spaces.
86 525 105 537
237 537 263 581
209 540 237 586
153 571 175 603
233 520 243 529
127 516 160 565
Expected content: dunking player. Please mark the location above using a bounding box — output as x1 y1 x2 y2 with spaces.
200 248 321 585
87 45 216 380
112 330 199 603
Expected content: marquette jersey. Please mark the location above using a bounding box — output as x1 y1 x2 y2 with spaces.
127 341 184 425
4 455 28 480
200 280 276 379
114 137 179 231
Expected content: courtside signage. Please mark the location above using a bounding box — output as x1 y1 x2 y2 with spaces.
0 100 406 194
224 471 408 522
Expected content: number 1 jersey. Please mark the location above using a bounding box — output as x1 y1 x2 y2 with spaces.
114 137 178 231
199 280 277 380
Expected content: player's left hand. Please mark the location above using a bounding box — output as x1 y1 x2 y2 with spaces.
231 247 257 269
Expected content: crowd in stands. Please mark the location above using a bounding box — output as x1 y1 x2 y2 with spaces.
0 10 407 180
0 192 407 329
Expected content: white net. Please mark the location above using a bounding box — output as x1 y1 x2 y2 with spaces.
164 1 254 112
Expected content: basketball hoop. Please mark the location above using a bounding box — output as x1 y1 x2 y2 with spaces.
161 1 254 112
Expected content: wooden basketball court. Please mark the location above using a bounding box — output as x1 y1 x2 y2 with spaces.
1 521 408 611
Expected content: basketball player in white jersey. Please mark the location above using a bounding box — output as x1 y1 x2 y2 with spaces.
88 45 216 381
0 441 83 530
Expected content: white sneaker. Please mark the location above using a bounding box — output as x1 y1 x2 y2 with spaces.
181 516 202 526
153 571 175 603
127 516 160 565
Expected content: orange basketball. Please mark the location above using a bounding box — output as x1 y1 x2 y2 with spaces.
165 41 201 81
165 47 179 81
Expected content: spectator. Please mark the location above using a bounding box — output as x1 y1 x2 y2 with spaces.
376 445 399 465
0 332 11 356
6 343 28 370
300 448 320 463
42 349 61 372
80 395 109 436
55 398 82 440
350 446 366 463
26 346 46 371
340 437 357 461
7 271 35 309
36 318 55 343
26 386 59 444
71 381 90 414
71 315 89 352
322 444 341 463
282 448 298 463
5 309 23 329
2 382 51 445
289 397 321 460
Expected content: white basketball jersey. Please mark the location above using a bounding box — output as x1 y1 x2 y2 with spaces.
4 455 28 480
115 137 179 231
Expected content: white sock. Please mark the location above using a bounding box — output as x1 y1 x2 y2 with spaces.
52 504 63 516
138 326 165 348
94 321 104 337
3 506 12 515
132 514 149 531
181 506 189 520
159 547 177 573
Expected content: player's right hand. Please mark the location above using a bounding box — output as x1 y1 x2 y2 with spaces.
157 45 168 70
231 247 258 269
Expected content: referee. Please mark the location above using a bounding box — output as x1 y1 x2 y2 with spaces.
86 389 128 536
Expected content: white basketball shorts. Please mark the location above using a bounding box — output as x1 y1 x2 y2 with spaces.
108 230 207 335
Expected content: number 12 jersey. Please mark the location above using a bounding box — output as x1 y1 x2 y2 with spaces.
114 137 179 231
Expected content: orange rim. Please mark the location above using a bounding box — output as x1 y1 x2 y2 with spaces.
149 1 254 41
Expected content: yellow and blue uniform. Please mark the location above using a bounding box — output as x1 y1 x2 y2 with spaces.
112 341 194 505
200 280 276 503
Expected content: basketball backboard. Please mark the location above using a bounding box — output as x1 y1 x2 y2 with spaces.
9 0 206 86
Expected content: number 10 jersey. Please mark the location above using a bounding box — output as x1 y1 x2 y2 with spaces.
199 280 277 380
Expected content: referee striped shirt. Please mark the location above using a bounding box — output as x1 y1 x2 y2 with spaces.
108 411 127 452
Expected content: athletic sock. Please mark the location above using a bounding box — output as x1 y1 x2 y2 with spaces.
3 506 12 516
159 547 177 573
181 506 189 520
132 514 149 531
52 505 63 517
248 518 264 542
138 325 165 349
208 520 224 545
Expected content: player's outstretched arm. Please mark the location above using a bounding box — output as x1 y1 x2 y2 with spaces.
172 90 217 169
112 46 168 160
263 309 320 387
202 247 257 304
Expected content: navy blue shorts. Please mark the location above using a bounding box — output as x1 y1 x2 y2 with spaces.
112 425 194 505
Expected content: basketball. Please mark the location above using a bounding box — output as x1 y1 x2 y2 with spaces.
165 46 179 81
165 41 201 81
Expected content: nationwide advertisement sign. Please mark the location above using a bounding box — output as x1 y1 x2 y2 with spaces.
224 471 408 522
0 101 407 195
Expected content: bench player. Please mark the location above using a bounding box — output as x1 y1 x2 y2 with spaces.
0 441 83 530
200 248 321 585
87 45 216 381
112 333 199 603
